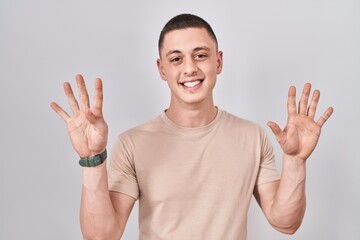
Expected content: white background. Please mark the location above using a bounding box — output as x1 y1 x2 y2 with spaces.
0 0 359 239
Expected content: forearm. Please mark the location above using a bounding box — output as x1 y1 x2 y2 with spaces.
80 161 122 240
269 155 306 234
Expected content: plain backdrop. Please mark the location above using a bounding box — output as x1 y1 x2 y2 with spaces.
0 0 359 239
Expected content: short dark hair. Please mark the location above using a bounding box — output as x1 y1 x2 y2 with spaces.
158 13 218 55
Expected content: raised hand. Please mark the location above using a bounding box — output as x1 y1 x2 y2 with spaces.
267 83 333 161
50 74 108 158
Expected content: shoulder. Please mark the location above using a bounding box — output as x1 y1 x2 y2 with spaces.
218 109 272 146
116 114 164 143
219 109 263 132
219 110 275 156
110 114 164 156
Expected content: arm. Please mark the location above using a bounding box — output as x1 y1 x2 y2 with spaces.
51 74 135 239
254 157 306 234
254 83 333 234
81 162 135 239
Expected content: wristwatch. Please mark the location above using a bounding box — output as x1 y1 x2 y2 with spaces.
79 149 107 167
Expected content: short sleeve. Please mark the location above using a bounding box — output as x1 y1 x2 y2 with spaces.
255 130 280 185
108 134 139 200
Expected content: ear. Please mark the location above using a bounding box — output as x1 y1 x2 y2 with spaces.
216 51 223 74
156 58 167 81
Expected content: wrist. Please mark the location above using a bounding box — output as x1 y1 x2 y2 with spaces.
282 155 306 180
79 149 107 167
283 154 306 166
88 148 107 157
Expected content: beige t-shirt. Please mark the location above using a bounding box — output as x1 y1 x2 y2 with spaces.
108 109 280 240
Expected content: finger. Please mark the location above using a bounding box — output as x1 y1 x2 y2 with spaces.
298 83 311 115
50 102 71 122
268 121 289 147
317 107 334 127
287 85 297 115
63 82 80 114
267 121 283 137
307 89 320 119
92 78 104 116
85 108 98 124
76 74 90 109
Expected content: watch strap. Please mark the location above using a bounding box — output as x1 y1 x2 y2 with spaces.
79 149 107 167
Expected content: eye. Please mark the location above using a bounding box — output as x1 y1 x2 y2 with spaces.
170 57 182 63
194 53 208 60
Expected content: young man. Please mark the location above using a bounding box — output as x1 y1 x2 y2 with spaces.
50 14 333 240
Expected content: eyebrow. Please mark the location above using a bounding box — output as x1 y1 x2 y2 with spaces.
193 46 211 52
165 46 211 57
165 50 181 57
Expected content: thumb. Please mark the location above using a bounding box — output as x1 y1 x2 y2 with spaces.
267 121 282 137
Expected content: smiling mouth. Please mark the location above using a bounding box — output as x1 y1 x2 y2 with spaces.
180 80 204 88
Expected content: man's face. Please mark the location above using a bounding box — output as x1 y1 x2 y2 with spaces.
157 27 223 107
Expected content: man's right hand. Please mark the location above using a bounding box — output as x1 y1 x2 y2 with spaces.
50 74 108 158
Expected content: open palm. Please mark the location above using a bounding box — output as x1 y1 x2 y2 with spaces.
268 83 333 161
51 74 108 158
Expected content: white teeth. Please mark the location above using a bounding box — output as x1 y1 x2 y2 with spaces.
183 81 201 87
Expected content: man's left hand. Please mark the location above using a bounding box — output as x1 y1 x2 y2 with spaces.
267 83 334 161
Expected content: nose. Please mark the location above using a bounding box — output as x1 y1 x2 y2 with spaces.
183 58 198 75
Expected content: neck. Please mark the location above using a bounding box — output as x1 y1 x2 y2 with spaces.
165 99 218 128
